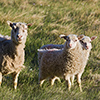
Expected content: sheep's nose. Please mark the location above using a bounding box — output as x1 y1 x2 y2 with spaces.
84 43 89 49
17 34 22 39
69 44 72 47
86 46 89 49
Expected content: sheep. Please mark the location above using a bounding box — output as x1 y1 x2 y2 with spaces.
71 35 97 91
38 34 97 92
61 35 97 87
0 21 28 89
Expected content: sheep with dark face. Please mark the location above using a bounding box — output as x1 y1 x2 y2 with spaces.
0 21 28 89
38 34 97 92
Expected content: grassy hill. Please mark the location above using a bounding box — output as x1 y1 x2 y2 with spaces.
0 0 100 99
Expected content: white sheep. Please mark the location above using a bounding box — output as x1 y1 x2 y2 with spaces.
76 35 97 91
38 34 97 92
0 21 28 89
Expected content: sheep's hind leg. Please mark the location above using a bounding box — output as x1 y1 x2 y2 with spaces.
51 76 61 86
0 72 2 87
11 72 20 90
55 76 61 83
38 71 45 87
40 79 45 87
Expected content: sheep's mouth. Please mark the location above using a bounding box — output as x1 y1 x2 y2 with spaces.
17 38 22 41
17 36 24 41
83 46 89 50
16 38 23 43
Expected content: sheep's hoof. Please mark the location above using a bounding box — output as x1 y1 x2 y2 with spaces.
14 83 17 90
80 88 83 92
0 82 1 87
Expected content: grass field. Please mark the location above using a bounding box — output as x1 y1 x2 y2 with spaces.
0 0 100 100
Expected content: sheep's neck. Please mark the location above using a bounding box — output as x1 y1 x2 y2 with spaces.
11 42 25 56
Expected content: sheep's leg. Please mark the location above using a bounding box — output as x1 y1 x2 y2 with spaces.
0 72 2 87
39 73 45 87
70 75 75 86
77 73 82 92
11 72 20 89
51 76 61 86
68 78 71 91
65 75 71 91
54 76 61 83
40 80 45 87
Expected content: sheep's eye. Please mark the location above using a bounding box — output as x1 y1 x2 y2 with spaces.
74 40 77 42
80 40 84 43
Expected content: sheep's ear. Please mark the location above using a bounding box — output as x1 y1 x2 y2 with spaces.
7 21 13 28
60 35 67 40
77 35 84 40
27 23 33 28
91 36 97 41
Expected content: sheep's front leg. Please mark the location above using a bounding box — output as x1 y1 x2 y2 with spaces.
77 73 83 92
39 75 45 87
11 72 20 89
65 75 71 91
70 75 75 86
40 80 45 87
0 72 2 87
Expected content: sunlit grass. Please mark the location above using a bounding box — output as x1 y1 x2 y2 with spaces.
0 0 100 99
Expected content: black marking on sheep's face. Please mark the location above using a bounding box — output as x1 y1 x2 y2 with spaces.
80 40 87 50
80 37 92 50
65 36 70 42
61 35 69 41
9 23 16 28
80 36 97 50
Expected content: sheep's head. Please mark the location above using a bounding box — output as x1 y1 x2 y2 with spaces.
79 35 97 50
7 21 28 44
60 34 83 49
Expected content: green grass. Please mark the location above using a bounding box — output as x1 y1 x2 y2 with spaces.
0 0 100 99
